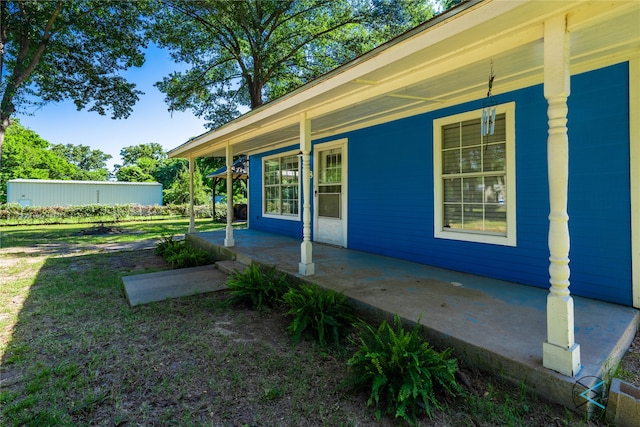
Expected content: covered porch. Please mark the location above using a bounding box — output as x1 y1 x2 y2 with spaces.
187 228 639 413
172 0 640 388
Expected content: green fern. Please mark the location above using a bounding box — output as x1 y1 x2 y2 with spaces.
343 314 461 424
164 246 212 268
154 234 180 256
155 236 212 268
282 284 353 347
226 264 289 310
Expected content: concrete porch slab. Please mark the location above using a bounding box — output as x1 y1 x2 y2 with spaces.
187 229 639 414
123 265 227 306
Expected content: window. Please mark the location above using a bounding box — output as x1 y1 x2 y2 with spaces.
317 149 342 218
433 102 516 246
263 153 300 219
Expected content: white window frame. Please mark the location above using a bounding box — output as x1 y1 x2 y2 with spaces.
433 102 516 246
262 151 301 221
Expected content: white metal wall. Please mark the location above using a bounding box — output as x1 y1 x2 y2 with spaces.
6 179 163 206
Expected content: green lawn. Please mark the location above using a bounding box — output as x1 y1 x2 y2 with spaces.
0 218 225 248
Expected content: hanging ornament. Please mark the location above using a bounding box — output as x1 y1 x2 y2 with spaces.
482 60 497 136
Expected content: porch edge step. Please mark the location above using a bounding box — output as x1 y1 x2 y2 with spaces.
216 260 248 275
235 253 253 266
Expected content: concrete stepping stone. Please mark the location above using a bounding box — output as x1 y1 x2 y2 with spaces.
123 264 227 306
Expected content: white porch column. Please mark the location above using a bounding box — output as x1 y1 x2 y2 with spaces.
299 112 315 275
188 156 196 233
224 142 235 247
542 15 580 377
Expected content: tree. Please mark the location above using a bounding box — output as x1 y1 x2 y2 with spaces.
163 165 208 205
114 142 167 182
115 165 155 183
50 143 111 180
153 157 188 190
151 0 436 128
0 120 75 201
119 142 167 166
0 0 152 167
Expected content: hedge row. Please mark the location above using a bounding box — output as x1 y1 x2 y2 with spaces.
0 203 223 225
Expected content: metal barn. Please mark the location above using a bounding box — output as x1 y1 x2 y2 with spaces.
6 179 163 207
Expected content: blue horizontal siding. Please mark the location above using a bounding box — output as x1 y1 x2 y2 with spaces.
566 62 632 304
249 62 632 306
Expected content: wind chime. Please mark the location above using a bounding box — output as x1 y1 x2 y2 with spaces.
481 60 497 136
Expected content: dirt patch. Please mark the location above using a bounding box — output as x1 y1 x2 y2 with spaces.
619 332 640 388
0 238 159 260
76 224 124 235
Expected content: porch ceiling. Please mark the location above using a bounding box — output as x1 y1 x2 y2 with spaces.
168 0 640 160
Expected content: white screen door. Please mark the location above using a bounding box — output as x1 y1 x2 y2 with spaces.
314 140 347 247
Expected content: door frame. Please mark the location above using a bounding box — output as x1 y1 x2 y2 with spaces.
313 138 348 247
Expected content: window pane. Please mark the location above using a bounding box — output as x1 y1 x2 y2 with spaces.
282 185 299 215
484 176 506 205
463 177 483 203
265 159 280 185
461 147 481 173
443 204 462 229
483 143 506 172
442 149 460 175
442 123 460 149
464 205 483 231
265 186 280 214
443 178 461 203
281 156 299 185
485 208 507 233
461 119 481 147
319 150 342 184
281 169 299 185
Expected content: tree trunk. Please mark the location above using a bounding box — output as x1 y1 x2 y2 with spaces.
248 77 263 109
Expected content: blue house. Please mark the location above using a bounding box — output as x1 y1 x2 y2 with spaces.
170 0 639 377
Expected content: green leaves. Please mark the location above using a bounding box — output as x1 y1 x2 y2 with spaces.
2 1 150 120
0 121 76 196
226 264 289 311
226 267 353 348
283 284 353 348
161 166 209 206
150 0 438 128
344 314 461 425
155 236 213 269
50 143 112 181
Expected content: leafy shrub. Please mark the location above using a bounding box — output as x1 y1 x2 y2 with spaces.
282 284 354 347
155 237 212 268
226 264 290 310
343 314 461 424
155 234 181 257
165 245 212 268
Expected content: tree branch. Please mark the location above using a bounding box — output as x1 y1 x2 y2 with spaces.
263 19 355 84
13 1 64 89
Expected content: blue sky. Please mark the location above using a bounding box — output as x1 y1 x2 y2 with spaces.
17 44 208 172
